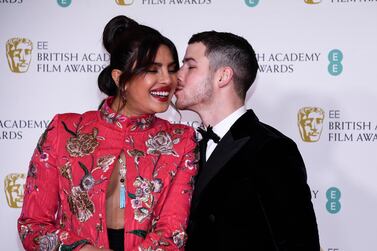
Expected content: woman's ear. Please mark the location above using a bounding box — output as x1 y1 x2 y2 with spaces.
111 69 122 87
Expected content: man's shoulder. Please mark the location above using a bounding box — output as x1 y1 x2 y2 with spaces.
239 110 296 145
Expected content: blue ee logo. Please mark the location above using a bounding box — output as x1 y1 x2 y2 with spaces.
57 0 72 7
245 0 259 7
328 49 343 76
326 187 341 214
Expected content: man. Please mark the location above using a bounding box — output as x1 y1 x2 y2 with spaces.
175 31 320 251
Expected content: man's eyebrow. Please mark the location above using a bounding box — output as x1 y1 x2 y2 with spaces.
182 57 196 64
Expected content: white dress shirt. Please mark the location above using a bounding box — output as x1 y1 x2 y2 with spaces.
206 106 247 161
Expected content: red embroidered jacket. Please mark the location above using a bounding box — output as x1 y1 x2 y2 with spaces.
18 97 198 251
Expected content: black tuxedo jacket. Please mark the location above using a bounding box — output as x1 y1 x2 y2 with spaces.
186 110 320 251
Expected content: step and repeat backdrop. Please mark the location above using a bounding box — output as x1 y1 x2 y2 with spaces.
1 0 376 250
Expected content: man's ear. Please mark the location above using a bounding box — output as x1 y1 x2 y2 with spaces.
111 69 122 87
217 67 233 88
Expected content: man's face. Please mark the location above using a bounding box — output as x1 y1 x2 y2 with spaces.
7 39 33 73
175 42 214 112
298 108 324 142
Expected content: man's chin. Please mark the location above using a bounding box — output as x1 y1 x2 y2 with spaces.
174 101 188 111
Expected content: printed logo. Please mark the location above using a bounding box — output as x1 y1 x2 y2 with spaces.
116 0 134 5
141 0 212 5
4 173 26 208
256 52 321 74
299 108 377 143
328 49 343 76
245 0 259 7
298 107 325 142
6 38 33 73
305 0 321 4
57 0 72 7
326 187 341 214
0 0 23 4
0 119 50 140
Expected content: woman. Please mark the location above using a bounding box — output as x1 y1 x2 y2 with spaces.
18 16 198 251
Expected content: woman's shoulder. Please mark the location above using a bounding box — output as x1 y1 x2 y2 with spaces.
48 110 100 133
52 110 98 123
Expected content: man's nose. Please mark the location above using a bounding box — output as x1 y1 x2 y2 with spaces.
177 67 185 82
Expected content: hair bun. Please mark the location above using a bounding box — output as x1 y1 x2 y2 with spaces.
98 65 117 96
102 15 138 53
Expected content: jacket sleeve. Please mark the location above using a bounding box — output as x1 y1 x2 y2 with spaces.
256 138 320 251
137 127 198 251
17 114 90 251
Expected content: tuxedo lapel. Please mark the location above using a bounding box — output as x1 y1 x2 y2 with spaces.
191 110 259 211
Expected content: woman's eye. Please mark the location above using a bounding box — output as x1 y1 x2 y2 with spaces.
146 69 158 73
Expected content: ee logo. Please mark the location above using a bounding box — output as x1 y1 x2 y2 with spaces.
245 0 259 7
328 49 343 76
326 187 341 214
57 0 72 7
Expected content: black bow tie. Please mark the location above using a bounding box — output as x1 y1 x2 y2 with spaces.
197 125 220 144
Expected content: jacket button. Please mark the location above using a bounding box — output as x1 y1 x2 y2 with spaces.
208 214 216 223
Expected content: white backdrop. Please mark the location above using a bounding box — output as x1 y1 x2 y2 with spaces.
1 1 377 250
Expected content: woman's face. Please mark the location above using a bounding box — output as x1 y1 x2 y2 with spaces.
123 45 178 116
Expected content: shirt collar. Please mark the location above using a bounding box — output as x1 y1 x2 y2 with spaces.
212 106 247 139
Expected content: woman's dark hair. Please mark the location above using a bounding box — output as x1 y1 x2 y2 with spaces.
98 15 179 109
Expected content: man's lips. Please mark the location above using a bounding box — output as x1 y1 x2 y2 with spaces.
174 85 184 93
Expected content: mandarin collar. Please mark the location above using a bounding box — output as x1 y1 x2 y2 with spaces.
99 97 155 131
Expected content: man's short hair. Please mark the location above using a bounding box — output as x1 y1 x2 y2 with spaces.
189 31 259 100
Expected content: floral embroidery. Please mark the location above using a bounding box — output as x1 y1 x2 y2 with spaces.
19 98 198 250
63 159 106 223
96 155 116 172
173 128 184 135
27 162 37 178
60 162 73 181
37 232 59 251
100 103 127 129
36 125 54 154
138 247 165 251
39 152 49 162
19 224 32 241
130 116 155 131
130 176 163 223
99 97 154 130
65 127 99 157
172 230 187 248
146 131 179 157
128 149 145 165
67 186 95 223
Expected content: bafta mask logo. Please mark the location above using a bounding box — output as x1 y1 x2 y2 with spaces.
115 0 134 5
305 0 321 4
4 173 26 208
298 107 325 142
6 37 33 73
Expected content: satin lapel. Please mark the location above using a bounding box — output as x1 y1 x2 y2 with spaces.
191 130 250 211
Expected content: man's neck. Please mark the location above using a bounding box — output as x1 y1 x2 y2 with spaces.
197 99 244 127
